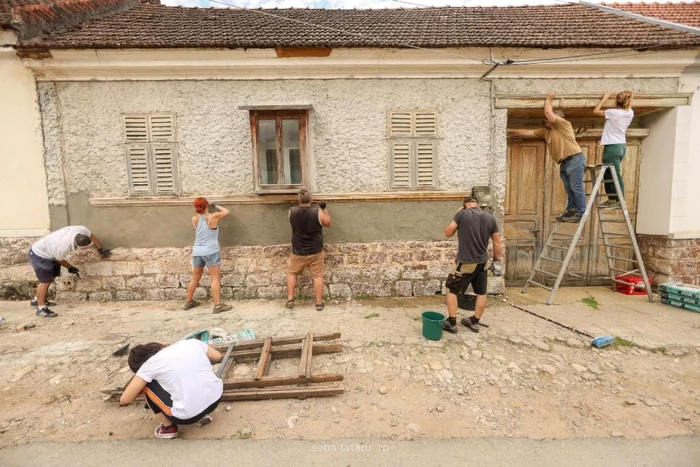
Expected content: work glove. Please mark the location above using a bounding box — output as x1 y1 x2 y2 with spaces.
98 248 112 259
319 201 327 210
68 266 81 277
489 260 503 277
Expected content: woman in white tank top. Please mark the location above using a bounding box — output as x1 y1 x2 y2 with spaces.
594 91 634 208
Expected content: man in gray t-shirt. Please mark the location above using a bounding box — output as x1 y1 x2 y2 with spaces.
443 197 502 334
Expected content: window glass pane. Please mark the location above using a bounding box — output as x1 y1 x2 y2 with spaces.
282 119 301 185
258 119 277 184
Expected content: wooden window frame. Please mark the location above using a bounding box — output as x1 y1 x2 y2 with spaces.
123 113 180 196
387 109 439 190
249 110 308 194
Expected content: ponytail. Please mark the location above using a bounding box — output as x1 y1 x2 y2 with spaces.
616 91 633 111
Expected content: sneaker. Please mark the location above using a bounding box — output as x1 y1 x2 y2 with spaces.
197 414 212 427
560 213 583 223
461 316 480 333
442 320 458 334
30 299 56 307
183 300 200 310
35 307 58 318
154 423 179 439
213 303 232 314
556 210 573 221
599 200 620 209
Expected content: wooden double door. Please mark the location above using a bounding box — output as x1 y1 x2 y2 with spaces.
504 139 642 286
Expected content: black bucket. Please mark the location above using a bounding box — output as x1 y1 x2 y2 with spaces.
457 293 477 311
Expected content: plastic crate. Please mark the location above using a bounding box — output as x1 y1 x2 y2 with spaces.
615 273 651 295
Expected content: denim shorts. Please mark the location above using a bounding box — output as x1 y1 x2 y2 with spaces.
192 252 221 268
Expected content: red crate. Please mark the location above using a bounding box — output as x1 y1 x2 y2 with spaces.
616 273 652 295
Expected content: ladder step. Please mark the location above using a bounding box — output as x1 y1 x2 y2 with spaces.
540 257 563 264
534 268 560 278
612 277 648 287
598 219 627 223
527 279 553 291
546 245 570 250
605 255 638 263
609 267 639 274
601 232 631 237
568 272 585 279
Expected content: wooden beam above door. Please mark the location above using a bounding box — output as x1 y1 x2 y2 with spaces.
507 128 650 139
496 94 693 110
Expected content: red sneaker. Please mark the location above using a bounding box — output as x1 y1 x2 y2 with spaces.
154 423 179 439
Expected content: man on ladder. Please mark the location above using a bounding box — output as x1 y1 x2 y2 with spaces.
507 92 586 223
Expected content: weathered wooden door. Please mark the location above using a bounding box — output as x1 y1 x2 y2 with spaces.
504 141 545 284
504 139 642 286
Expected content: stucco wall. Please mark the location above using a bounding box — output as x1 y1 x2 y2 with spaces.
0 50 50 236
39 79 494 200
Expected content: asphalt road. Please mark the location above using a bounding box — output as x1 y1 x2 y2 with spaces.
1 436 699 466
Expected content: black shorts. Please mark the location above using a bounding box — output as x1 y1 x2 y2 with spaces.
144 379 221 425
445 262 487 295
29 249 61 284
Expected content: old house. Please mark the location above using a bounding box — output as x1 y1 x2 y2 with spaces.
1 1 699 301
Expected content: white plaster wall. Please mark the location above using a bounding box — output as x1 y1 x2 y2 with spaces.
637 109 676 235
677 74 700 236
0 49 50 236
44 79 494 199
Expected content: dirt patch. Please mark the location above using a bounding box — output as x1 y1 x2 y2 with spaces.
0 294 698 447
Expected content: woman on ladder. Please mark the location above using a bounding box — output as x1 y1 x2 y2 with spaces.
594 91 634 208
183 197 232 314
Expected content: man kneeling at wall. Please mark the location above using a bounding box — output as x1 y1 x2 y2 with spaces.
120 339 224 439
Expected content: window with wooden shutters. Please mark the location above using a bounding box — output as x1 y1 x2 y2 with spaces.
388 110 438 189
123 114 179 196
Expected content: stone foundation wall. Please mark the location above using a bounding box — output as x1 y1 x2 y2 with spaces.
0 239 504 301
637 235 700 286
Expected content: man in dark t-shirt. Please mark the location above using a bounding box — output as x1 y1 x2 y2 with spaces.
286 189 332 311
443 196 502 333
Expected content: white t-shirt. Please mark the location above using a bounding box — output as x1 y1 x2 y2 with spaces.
31 226 91 261
136 339 223 419
601 108 634 146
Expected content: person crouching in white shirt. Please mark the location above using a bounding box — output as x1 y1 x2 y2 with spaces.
119 339 224 439
594 91 634 208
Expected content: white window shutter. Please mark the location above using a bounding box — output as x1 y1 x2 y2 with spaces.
152 144 177 194
414 111 437 137
149 115 175 142
391 141 412 188
388 111 413 137
124 116 149 142
416 141 436 188
126 145 151 193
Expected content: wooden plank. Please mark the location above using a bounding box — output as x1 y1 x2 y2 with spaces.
220 385 344 401
228 343 343 362
298 333 309 378
216 342 235 379
215 332 340 352
225 374 343 390
496 94 693 109
254 337 273 381
102 374 345 396
305 332 314 379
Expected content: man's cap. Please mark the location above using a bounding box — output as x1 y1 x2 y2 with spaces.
464 196 479 204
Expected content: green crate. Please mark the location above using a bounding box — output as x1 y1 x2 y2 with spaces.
658 282 700 300
660 297 700 313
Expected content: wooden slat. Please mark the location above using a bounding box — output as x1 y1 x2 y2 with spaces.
101 374 345 396
220 385 344 401
226 343 343 362
298 332 313 379
214 332 340 352
254 337 272 381
216 342 236 379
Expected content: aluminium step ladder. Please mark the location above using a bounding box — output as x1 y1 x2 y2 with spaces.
522 165 653 305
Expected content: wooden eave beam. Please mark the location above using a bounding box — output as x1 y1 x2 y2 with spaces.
496 94 693 109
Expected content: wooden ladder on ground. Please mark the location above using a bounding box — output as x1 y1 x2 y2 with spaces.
521 165 653 305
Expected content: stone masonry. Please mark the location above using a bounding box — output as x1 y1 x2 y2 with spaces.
0 239 505 302
637 235 700 286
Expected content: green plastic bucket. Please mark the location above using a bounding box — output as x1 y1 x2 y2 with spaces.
421 311 446 341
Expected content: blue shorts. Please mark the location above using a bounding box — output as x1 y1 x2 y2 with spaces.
29 249 61 283
192 252 221 268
